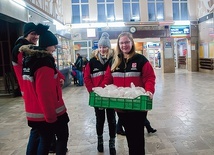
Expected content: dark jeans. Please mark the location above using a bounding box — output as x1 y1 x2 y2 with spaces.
117 111 147 155
94 108 116 138
26 128 40 155
76 70 83 86
27 113 69 155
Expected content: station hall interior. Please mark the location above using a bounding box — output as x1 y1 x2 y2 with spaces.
0 0 214 95
0 0 214 154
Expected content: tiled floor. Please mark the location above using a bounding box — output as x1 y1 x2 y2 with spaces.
1 69 214 155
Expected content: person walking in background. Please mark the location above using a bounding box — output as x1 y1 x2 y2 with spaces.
117 117 157 135
74 53 84 86
102 32 156 155
157 51 161 68
11 22 41 154
116 118 126 136
21 23 69 155
82 56 88 72
145 118 157 133
84 32 116 155
71 66 78 85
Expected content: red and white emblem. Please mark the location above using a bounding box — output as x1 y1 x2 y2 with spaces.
132 63 137 68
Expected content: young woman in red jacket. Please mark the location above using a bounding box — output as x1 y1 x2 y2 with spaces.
21 24 69 155
102 32 156 155
84 32 116 155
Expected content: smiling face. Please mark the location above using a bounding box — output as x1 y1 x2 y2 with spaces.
118 35 133 57
46 45 57 54
98 45 109 57
25 31 39 45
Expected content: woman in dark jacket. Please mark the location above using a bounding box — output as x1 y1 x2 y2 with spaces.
84 32 116 155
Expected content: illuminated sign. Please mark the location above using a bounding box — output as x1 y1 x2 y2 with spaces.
170 25 190 37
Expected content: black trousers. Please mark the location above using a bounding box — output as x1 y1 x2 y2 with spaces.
117 111 147 155
94 108 116 138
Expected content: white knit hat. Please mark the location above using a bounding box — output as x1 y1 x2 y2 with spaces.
98 32 111 48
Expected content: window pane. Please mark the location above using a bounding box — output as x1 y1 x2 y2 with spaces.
107 4 115 20
123 3 131 22
132 3 140 20
123 0 130 2
181 3 188 20
81 0 88 2
98 4 106 22
107 0 114 2
82 4 89 18
157 3 164 21
132 0 139 2
97 0 104 2
72 0 79 3
72 5 80 23
173 3 179 20
148 3 155 21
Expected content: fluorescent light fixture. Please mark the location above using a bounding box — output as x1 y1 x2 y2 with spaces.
107 22 125 27
71 22 125 29
82 18 97 22
10 0 26 8
107 17 115 21
115 18 123 21
132 16 140 20
90 23 107 27
43 20 50 23
157 15 163 20
174 21 190 25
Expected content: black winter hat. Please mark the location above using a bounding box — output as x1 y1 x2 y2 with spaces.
36 23 58 48
23 22 36 37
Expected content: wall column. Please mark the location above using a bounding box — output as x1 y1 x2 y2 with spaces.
187 25 199 72
160 37 175 73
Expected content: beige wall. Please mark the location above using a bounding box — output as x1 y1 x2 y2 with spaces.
164 0 173 21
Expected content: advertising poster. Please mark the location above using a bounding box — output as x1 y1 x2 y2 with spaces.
170 25 190 37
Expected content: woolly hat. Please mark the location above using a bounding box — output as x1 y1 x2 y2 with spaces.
98 32 111 48
23 22 36 37
36 23 58 48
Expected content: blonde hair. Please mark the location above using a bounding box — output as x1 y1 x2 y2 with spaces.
111 32 136 71
91 48 113 60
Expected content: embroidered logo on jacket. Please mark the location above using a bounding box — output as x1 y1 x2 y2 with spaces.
93 68 99 72
131 63 137 70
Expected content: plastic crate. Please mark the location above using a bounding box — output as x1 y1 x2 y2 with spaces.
89 92 152 111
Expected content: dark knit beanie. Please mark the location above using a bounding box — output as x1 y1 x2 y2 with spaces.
36 23 58 48
39 31 58 48
23 22 36 37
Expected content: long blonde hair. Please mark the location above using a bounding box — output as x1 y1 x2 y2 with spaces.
111 32 136 71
